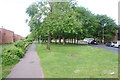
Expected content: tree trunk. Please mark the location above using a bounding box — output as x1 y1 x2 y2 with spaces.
47 33 51 50
74 38 76 44
55 39 57 43
72 39 73 44
77 39 78 44
38 38 40 43
59 36 61 44
68 39 69 43
63 36 65 45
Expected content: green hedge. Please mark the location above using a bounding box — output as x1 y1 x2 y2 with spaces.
2 39 33 66
2 48 21 66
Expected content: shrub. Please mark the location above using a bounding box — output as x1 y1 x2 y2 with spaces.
2 48 23 66
14 40 26 52
2 38 33 66
14 40 27 52
14 39 33 52
0 42 2 45
3 48 24 58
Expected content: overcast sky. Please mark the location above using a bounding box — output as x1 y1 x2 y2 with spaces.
0 0 119 37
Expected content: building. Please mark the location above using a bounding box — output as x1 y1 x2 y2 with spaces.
0 28 14 44
14 34 23 42
0 28 24 44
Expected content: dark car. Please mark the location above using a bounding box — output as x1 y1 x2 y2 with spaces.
106 42 115 47
90 40 99 45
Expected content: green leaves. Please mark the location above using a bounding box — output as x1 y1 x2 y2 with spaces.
96 14 117 39
2 39 33 66
26 3 38 18
26 1 117 47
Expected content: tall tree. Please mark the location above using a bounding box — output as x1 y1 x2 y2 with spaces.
26 1 82 49
96 14 117 42
72 7 98 39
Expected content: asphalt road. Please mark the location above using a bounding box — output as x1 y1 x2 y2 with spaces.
90 45 119 53
70 43 120 53
70 42 119 53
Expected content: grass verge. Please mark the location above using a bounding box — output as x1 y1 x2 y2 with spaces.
36 43 118 78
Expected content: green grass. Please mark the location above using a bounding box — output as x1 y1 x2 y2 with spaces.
0 44 15 55
0 44 16 78
2 65 14 78
36 43 118 78
2 44 15 49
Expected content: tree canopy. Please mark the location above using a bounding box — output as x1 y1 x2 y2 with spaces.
26 1 118 50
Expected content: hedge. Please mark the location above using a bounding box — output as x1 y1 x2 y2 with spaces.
2 39 33 66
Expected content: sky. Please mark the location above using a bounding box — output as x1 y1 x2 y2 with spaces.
0 0 119 37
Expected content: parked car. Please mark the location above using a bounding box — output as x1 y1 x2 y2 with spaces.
83 38 94 44
114 41 120 48
90 40 99 45
106 42 116 47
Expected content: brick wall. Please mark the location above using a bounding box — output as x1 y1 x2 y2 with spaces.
0 28 24 44
0 28 14 44
14 34 23 42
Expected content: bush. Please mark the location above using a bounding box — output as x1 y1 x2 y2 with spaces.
14 39 33 52
2 48 23 66
2 38 33 66
14 40 26 52
0 42 2 45
3 48 24 58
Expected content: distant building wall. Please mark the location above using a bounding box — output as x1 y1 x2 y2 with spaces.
14 34 23 42
0 28 14 44
0 28 24 44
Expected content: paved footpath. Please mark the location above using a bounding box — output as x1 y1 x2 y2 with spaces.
7 43 44 78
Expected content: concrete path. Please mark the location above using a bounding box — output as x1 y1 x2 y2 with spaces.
7 44 44 78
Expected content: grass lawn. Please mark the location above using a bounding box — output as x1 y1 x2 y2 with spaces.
0 44 16 78
36 43 118 78
2 44 15 49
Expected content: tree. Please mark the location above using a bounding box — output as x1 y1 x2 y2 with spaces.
26 1 117 50
72 7 98 39
96 14 117 42
26 1 82 50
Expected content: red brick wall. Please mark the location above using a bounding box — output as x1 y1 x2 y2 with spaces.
14 34 23 42
0 28 24 44
0 28 14 44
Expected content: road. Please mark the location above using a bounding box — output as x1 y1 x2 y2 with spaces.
72 43 119 53
89 45 119 53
